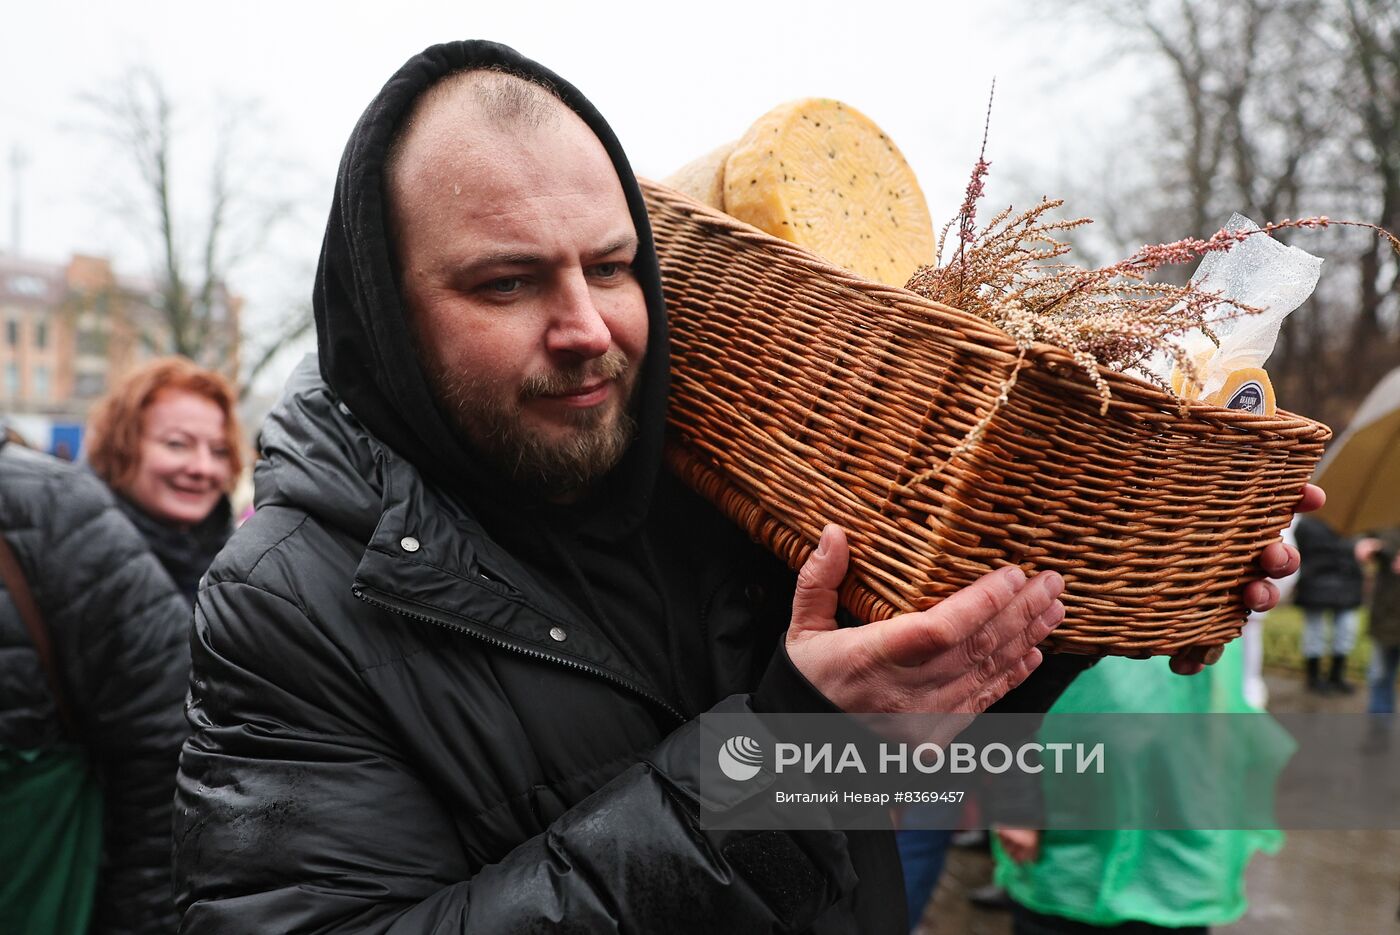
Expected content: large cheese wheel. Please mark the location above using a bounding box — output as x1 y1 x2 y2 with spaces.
722 99 935 287
663 141 736 211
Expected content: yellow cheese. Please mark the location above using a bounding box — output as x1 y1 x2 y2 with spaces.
1203 367 1276 415
721 99 935 287
1169 348 1216 399
662 141 736 211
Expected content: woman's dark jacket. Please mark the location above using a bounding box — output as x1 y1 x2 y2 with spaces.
1293 516 1364 610
112 494 234 607
0 439 190 933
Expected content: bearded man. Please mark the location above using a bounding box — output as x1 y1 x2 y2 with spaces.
173 41 1314 932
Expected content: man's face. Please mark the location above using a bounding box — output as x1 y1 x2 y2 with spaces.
390 104 648 499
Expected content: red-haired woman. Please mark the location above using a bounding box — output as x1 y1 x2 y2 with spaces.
86 357 244 605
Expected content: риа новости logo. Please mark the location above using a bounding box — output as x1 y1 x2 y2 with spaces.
718 735 764 781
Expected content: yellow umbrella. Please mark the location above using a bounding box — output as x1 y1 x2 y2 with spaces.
1313 366 1400 535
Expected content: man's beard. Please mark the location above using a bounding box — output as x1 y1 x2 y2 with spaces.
428 349 641 500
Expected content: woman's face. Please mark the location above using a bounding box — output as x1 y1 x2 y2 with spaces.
125 389 233 527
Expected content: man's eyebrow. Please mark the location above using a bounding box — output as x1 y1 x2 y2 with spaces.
454 251 546 275
451 236 637 276
584 235 639 262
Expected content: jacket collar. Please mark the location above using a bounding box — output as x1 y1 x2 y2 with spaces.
257 358 668 703
353 453 675 710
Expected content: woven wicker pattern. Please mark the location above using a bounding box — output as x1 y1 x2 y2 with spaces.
644 179 1332 656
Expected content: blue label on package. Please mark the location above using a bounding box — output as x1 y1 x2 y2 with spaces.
1227 380 1265 413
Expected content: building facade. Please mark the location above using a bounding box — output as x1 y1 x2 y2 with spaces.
0 252 240 454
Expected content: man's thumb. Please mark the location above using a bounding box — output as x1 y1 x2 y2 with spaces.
790 524 848 634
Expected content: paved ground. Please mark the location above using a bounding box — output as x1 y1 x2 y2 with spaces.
914 670 1400 934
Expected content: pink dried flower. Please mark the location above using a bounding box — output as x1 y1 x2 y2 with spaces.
957 157 990 256
955 80 996 287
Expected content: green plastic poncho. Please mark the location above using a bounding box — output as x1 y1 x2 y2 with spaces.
992 642 1285 928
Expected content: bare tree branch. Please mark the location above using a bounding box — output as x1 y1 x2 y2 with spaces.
79 68 307 390
1057 0 1400 428
239 304 315 400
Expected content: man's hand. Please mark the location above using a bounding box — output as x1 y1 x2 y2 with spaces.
1171 483 1325 675
994 827 1041 864
785 525 1064 721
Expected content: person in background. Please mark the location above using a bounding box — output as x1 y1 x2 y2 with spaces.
0 430 188 933
84 357 243 605
1355 528 1400 714
991 642 1286 934
896 819 955 930
1293 515 1364 694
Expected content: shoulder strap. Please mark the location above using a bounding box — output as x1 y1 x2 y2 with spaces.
0 533 77 738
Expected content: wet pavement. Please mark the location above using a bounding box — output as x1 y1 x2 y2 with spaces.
914 671 1400 935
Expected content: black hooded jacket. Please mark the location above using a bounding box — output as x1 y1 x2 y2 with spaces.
111 493 233 608
173 40 908 932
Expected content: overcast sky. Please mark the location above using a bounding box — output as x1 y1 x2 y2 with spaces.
1 0 1142 393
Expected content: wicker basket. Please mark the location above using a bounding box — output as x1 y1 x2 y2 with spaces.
643 179 1332 657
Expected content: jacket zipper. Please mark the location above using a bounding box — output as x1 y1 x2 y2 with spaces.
353 585 687 725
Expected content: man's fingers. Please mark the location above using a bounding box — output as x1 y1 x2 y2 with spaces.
991 647 1045 704
790 525 849 635
1295 484 1325 513
867 566 1035 667
1007 596 1064 659
1244 579 1280 612
1260 542 1298 578
1170 657 1205 676
876 569 1061 672
1170 644 1223 676
954 571 1063 673
941 598 1062 707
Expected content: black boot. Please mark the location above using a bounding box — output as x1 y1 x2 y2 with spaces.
1329 654 1356 694
1305 657 1327 693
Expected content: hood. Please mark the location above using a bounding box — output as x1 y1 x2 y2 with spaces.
313 39 669 539
298 42 708 719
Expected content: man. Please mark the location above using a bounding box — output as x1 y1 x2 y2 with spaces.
1 433 189 933
173 41 1313 931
